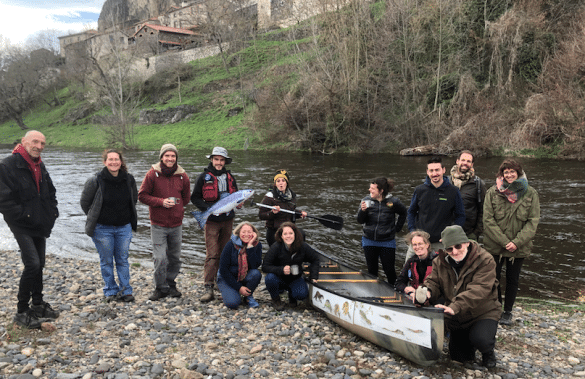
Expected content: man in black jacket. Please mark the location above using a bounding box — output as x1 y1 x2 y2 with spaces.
449 151 486 241
0 131 60 329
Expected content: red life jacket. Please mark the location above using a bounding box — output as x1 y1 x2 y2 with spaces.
411 261 433 289
202 171 236 202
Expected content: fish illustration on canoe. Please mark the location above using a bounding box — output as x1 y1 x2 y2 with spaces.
191 190 254 229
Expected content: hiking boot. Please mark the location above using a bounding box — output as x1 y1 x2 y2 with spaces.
200 286 214 303
499 311 513 325
482 351 497 368
13 309 42 329
246 295 259 308
288 297 298 307
272 298 285 311
31 302 60 319
168 287 182 298
116 294 135 303
149 289 169 301
105 295 117 303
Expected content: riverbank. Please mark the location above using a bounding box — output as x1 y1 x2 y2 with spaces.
1 249 585 379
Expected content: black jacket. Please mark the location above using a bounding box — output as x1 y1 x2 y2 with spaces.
0 153 59 237
262 241 320 283
357 195 407 241
450 175 486 238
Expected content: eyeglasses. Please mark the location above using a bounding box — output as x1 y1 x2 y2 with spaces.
445 244 463 253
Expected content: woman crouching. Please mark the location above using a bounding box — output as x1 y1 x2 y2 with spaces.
262 222 319 311
419 225 501 368
217 222 263 309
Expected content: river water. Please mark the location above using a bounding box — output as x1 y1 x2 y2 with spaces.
0 146 583 301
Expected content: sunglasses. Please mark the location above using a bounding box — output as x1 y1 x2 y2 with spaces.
445 244 463 253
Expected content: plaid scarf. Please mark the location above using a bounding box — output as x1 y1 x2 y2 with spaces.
450 165 475 189
496 175 529 203
234 236 258 281
13 144 42 193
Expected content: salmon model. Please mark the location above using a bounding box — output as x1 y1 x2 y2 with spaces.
191 189 254 229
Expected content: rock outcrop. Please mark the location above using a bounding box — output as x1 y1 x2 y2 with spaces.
98 0 181 31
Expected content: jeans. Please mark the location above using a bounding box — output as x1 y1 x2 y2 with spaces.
265 273 309 301
92 223 133 296
203 219 233 286
217 269 262 309
448 319 498 362
13 233 46 313
363 246 396 284
151 224 182 291
495 256 524 313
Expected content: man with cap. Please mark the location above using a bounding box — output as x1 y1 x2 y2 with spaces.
0 130 60 328
419 225 500 368
192 147 239 302
139 144 191 301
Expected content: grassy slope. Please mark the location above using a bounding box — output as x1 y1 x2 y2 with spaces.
0 35 301 151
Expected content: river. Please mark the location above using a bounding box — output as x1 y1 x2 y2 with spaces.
0 146 583 301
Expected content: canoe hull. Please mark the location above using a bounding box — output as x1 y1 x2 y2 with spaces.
307 252 444 366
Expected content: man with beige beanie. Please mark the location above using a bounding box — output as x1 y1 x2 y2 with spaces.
139 144 191 301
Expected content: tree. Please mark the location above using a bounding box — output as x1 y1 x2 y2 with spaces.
25 29 62 56
0 43 60 130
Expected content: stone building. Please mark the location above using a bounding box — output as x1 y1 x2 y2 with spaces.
58 30 99 57
130 24 199 55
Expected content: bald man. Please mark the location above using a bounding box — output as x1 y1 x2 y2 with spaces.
0 131 60 328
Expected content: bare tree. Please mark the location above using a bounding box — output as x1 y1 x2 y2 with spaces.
25 29 62 56
0 43 60 130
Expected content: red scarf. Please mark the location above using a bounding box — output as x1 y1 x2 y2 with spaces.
13 144 42 193
237 239 258 281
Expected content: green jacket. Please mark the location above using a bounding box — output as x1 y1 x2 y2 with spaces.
423 242 501 329
482 185 540 259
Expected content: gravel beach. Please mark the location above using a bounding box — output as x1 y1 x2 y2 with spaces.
1 249 584 379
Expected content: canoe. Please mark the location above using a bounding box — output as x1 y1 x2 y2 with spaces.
306 251 444 366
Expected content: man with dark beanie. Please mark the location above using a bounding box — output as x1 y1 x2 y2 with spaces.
0 130 60 328
139 144 191 301
192 147 239 302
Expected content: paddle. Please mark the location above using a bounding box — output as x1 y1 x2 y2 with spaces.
251 202 344 230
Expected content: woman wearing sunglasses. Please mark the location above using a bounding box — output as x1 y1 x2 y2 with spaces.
483 159 540 326
419 225 501 368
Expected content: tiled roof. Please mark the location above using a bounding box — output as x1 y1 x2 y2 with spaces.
132 24 195 38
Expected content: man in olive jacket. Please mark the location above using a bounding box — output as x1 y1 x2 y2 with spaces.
422 225 500 368
0 131 60 329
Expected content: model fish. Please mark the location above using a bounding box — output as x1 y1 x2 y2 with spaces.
359 310 372 325
191 190 254 229
334 304 340 316
324 300 332 311
313 291 324 302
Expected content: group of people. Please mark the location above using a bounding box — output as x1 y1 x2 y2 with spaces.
0 132 540 369
358 152 540 368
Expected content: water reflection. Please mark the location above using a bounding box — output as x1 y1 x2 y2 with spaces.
0 146 583 301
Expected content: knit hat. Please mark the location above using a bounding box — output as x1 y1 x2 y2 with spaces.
440 225 470 249
206 146 232 164
159 144 178 160
273 169 289 184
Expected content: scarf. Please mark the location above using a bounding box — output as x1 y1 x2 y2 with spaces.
233 235 258 281
449 165 475 189
101 166 127 183
274 187 293 202
160 162 178 177
13 144 42 193
496 174 529 203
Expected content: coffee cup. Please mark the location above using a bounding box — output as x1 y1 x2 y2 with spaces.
291 265 300 275
168 197 177 206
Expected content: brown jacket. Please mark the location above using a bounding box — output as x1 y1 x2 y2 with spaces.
423 241 501 329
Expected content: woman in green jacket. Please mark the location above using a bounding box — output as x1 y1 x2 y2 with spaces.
483 159 540 326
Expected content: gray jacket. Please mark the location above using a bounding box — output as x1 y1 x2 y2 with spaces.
80 171 138 237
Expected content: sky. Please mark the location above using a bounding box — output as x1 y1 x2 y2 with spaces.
0 0 106 46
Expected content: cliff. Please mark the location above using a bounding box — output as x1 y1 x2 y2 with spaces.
98 0 181 31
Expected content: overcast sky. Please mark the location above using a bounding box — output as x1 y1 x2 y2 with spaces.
0 0 106 45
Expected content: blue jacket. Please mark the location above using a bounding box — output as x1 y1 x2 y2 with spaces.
407 176 465 243
218 235 263 291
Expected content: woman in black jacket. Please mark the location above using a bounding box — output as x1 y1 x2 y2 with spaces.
262 222 319 311
80 149 138 302
357 177 407 285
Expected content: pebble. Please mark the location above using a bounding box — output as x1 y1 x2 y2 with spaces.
1 250 584 379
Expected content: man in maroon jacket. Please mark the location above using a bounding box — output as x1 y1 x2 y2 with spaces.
139 144 191 301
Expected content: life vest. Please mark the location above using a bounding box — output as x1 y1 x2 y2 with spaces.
202 171 236 202
410 261 433 289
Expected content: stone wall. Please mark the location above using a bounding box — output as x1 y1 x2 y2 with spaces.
131 44 225 78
